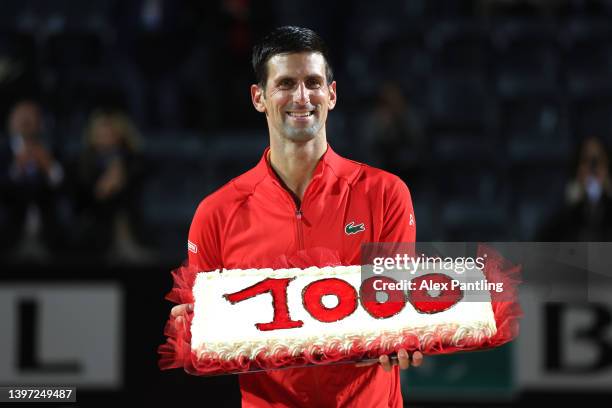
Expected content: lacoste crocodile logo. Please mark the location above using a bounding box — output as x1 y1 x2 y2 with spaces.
345 221 366 235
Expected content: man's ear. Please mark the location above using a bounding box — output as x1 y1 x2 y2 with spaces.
328 81 337 111
251 84 266 113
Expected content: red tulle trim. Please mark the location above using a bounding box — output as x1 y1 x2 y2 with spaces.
158 245 522 375
477 243 523 351
157 262 199 371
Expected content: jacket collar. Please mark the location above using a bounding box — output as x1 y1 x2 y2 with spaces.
260 144 357 183
233 143 362 194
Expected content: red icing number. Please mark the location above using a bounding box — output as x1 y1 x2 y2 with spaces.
360 276 407 318
224 278 303 331
302 278 358 322
408 273 463 314
223 273 463 330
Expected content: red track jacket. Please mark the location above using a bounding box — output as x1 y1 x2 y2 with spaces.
187 145 416 407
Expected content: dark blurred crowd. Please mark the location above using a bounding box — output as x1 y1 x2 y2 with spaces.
4 0 612 133
0 100 151 263
3 0 612 266
0 0 279 133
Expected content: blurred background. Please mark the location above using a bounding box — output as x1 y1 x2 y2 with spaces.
1 0 612 406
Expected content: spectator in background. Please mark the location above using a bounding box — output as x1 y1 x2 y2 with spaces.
72 110 150 262
361 82 424 172
539 136 612 241
0 100 66 258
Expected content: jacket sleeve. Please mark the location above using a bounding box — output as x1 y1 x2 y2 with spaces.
380 176 416 243
187 199 224 271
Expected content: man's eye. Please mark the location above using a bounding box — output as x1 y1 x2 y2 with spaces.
307 80 322 89
278 80 294 89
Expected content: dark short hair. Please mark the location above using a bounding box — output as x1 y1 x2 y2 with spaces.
252 26 334 87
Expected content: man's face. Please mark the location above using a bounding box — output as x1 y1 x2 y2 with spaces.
251 52 336 143
578 137 609 184
9 102 42 140
91 117 121 151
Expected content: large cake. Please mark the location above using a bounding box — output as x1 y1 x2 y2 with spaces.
159 246 521 376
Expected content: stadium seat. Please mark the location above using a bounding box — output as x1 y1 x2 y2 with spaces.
424 0 477 18
0 30 38 117
568 95 612 146
426 20 490 77
516 199 559 240
440 202 510 241
509 162 569 240
429 129 496 161
427 76 490 131
499 93 570 162
43 30 107 72
376 28 429 84
141 133 208 254
0 30 36 67
561 19 612 95
41 30 126 128
434 165 511 240
492 21 560 94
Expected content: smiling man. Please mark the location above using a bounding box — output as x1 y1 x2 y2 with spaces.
257 52 330 142
178 26 421 407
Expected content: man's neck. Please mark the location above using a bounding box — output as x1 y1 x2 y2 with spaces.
268 137 327 202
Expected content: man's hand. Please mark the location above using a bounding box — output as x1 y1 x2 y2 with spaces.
95 159 126 200
171 303 193 330
355 349 423 372
30 143 55 173
12 141 58 180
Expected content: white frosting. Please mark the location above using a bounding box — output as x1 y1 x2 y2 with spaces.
191 265 497 361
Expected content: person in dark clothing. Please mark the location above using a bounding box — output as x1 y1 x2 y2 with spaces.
539 136 612 241
361 82 424 171
72 109 149 261
0 100 66 258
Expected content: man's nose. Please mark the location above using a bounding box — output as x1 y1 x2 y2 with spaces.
293 82 310 105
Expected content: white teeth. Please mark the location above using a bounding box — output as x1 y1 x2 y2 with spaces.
288 112 312 117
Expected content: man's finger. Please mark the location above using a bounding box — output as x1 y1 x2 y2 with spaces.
411 351 423 367
397 349 410 370
175 315 184 331
379 354 392 372
171 303 193 318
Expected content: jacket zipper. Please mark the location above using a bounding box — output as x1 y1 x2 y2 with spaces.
294 172 322 252
296 209 305 251
273 173 318 252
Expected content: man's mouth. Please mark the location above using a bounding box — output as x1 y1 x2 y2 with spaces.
286 111 314 118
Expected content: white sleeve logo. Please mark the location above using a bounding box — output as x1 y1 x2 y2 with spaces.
188 240 198 254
